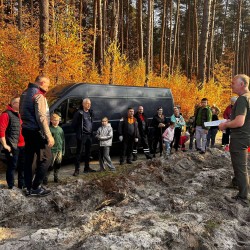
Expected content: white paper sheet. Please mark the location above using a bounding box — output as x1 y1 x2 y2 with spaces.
204 119 227 127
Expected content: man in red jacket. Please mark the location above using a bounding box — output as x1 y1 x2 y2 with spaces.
0 97 25 189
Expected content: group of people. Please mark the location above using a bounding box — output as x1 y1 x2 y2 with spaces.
0 74 249 206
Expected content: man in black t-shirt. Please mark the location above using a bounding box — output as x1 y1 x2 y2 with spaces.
72 98 96 175
219 74 250 207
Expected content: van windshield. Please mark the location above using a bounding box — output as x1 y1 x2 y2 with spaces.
47 96 59 107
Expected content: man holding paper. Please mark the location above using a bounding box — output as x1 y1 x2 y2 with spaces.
219 74 250 207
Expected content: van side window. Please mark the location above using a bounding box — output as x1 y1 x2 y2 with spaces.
67 98 82 123
53 100 67 124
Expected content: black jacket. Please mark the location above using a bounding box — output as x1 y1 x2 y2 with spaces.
151 114 167 136
134 112 149 137
4 110 21 149
118 117 139 138
72 108 94 140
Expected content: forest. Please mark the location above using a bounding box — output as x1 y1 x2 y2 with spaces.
0 0 249 118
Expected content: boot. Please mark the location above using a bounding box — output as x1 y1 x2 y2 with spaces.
132 154 137 161
145 153 153 160
73 168 79 176
54 170 59 183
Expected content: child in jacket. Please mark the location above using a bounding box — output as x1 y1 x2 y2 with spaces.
96 117 116 171
162 121 175 156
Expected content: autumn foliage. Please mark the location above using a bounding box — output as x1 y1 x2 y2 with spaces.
0 21 232 120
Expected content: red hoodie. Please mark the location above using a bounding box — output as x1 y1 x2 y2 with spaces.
0 105 25 147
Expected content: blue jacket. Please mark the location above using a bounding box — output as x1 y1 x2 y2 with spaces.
20 83 40 131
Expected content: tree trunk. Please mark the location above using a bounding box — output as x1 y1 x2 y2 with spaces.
150 0 154 72
79 0 83 42
92 0 97 69
220 0 228 61
170 0 180 75
0 0 4 27
39 0 50 72
168 0 172 75
119 0 124 55
137 0 143 60
102 0 107 62
234 0 242 75
97 0 103 74
125 0 130 57
206 0 216 81
160 0 167 77
198 0 212 87
145 0 153 86
192 0 198 77
185 0 191 78
51 0 56 38
18 0 22 31
111 0 119 42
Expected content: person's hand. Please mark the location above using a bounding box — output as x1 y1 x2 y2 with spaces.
119 136 123 142
219 122 227 131
158 123 165 128
48 136 55 148
135 138 138 142
3 145 11 152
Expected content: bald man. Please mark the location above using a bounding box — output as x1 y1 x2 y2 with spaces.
219 74 250 207
20 75 54 197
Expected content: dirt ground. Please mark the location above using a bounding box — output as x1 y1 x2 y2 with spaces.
0 131 225 188
1 131 250 249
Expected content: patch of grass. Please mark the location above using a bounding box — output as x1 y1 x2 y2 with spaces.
204 219 221 233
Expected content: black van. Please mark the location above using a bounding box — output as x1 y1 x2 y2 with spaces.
46 83 174 159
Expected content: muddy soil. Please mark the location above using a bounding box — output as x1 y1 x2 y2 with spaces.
0 148 250 250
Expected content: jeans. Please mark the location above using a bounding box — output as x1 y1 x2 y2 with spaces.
99 146 115 170
22 129 52 190
195 126 207 152
164 141 171 155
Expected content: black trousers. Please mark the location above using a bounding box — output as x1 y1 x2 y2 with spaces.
5 146 25 188
133 134 151 157
171 127 182 151
22 129 52 190
222 128 230 145
75 134 92 170
153 131 164 155
120 135 134 163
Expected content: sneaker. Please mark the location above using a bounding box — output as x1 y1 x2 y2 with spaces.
73 169 79 176
30 187 51 197
199 151 206 154
127 160 133 164
24 189 31 197
197 148 201 151
225 195 249 207
110 168 116 172
83 168 96 173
